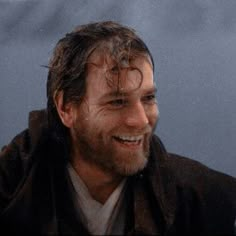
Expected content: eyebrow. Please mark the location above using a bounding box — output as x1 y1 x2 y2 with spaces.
101 86 157 99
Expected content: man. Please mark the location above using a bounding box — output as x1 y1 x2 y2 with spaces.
0 21 235 235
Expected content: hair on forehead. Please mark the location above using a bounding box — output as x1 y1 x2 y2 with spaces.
86 40 153 93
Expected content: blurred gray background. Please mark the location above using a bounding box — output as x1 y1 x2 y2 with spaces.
0 0 236 177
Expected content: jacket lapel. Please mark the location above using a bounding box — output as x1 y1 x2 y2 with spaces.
130 135 177 235
132 174 161 235
148 135 177 232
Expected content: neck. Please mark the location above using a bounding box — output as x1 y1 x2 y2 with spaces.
70 153 123 204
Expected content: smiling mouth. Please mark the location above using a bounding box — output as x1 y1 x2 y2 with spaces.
113 135 143 146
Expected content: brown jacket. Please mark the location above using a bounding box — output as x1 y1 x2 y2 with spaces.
0 110 236 235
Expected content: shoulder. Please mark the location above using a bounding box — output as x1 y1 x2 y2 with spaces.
165 152 236 190
164 154 236 233
167 153 236 224
150 136 236 233
150 135 236 203
151 134 236 186
0 129 32 202
0 109 49 197
0 129 31 168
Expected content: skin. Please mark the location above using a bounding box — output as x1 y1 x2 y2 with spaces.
55 51 159 203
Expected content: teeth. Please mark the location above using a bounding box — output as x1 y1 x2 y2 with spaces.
116 135 142 141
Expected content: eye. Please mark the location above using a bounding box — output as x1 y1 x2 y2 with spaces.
109 99 127 107
142 94 157 104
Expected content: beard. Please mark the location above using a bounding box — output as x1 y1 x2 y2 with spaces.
71 121 152 177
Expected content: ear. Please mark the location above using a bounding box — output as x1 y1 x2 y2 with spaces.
54 91 75 128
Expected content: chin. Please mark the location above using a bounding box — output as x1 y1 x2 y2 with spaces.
114 155 148 176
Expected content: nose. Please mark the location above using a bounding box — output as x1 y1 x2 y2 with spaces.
124 102 149 128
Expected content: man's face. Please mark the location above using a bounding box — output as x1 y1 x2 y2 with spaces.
69 52 159 176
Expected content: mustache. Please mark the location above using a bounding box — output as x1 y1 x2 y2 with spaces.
114 125 153 136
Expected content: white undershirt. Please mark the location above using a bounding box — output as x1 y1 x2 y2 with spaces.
67 163 126 235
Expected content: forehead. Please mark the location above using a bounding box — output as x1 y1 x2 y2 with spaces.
85 50 154 98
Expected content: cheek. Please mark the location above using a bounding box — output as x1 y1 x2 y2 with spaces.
97 109 122 122
147 105 159 126
86 110 118 131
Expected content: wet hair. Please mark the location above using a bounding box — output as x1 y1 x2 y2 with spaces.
47 21 154 141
